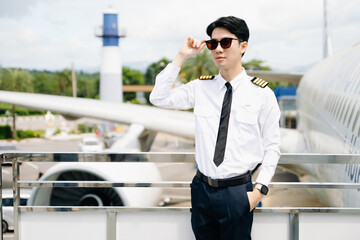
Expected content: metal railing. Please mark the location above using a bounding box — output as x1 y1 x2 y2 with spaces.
1 153 360 240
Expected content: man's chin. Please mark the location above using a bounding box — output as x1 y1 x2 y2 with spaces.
215 63 227 69
214 60 225 67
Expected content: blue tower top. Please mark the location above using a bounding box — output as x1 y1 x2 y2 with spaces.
103 12 119 46
97 9 125 47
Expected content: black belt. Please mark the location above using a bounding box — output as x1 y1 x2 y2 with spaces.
196 170 251 188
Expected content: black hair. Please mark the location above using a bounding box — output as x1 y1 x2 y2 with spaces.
206 16 249 42
206 16 249 56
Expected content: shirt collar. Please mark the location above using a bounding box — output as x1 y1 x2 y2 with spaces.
216 68 248 92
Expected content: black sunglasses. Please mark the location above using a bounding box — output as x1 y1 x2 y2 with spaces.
205 38 243 50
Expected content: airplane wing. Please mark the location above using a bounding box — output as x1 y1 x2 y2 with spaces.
0 90 195 140
0 89 304 146
0 89 305 153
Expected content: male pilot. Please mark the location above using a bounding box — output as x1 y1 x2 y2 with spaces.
150 16 281 240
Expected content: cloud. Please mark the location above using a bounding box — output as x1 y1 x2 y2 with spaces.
0 0 359 72
0 0 41 19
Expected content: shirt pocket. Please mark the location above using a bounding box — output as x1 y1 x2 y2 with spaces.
194 106 217 133
235 104 258 125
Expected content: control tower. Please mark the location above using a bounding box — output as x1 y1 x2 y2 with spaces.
97 8 126 102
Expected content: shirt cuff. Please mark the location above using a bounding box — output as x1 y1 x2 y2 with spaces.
255 150 280 186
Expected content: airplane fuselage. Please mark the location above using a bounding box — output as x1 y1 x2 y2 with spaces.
296 41 360 207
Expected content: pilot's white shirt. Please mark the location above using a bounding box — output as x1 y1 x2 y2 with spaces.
150 63 281 186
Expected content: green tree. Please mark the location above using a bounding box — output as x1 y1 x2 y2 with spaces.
243 59 271 71
180 50 218 83
33 73 57 94
0 68 34 92
0 125 12 139
0 68 34 139
145 58 170 85
54 69 72 95
122 67 145 102
145 58 170 104
77 73 100 99
123 67 144 85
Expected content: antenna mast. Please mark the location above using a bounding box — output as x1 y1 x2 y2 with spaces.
323 0 333 58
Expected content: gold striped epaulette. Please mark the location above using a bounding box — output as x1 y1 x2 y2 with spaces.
251 77 268 88
199 75 215 80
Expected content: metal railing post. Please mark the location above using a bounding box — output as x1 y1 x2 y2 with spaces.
12 158 20 240
107 211 116 240
289 212 299 240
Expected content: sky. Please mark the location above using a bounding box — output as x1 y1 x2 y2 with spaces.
0 0 359 73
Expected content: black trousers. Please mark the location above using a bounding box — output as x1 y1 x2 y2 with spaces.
191 175 253 240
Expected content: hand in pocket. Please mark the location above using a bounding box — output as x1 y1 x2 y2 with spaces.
246 190 262 212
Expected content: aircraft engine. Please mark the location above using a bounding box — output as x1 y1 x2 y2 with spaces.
27 162 162 207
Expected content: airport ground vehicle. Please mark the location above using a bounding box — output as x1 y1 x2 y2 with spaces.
2 189 31 233
79 137 103 152
0 143 19 166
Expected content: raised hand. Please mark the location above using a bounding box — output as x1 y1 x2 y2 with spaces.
172 36 206 67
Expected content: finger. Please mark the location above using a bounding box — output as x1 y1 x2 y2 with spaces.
195 39 205 49
193 39 199 48
188 38 199 48
186 37 194 47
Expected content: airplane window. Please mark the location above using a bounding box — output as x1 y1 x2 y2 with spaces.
329 95 336 115
343 99 353 125
352 110 360 132
1 198 28 206
326 94 334 111
20 198 28 206
2 198 12 206
338 97 348 122
330 94 337 112
347 103 357 129
331 95 340 116
335 96 346 121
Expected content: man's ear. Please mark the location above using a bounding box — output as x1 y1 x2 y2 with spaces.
240 41 248 54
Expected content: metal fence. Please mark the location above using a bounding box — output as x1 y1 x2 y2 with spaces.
1 153 360 240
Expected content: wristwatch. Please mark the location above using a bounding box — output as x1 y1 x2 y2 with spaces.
255 183 269 195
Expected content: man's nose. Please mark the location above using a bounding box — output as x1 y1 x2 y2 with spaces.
215 43 224 52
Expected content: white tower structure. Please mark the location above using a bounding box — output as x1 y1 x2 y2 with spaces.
97 9 126 102
323 0 333 58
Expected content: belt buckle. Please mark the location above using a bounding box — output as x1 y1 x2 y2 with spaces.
208 178 219 188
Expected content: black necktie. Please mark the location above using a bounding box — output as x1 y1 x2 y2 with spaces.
213 82 233 167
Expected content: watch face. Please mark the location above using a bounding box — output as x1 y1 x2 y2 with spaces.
261 185 269 195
